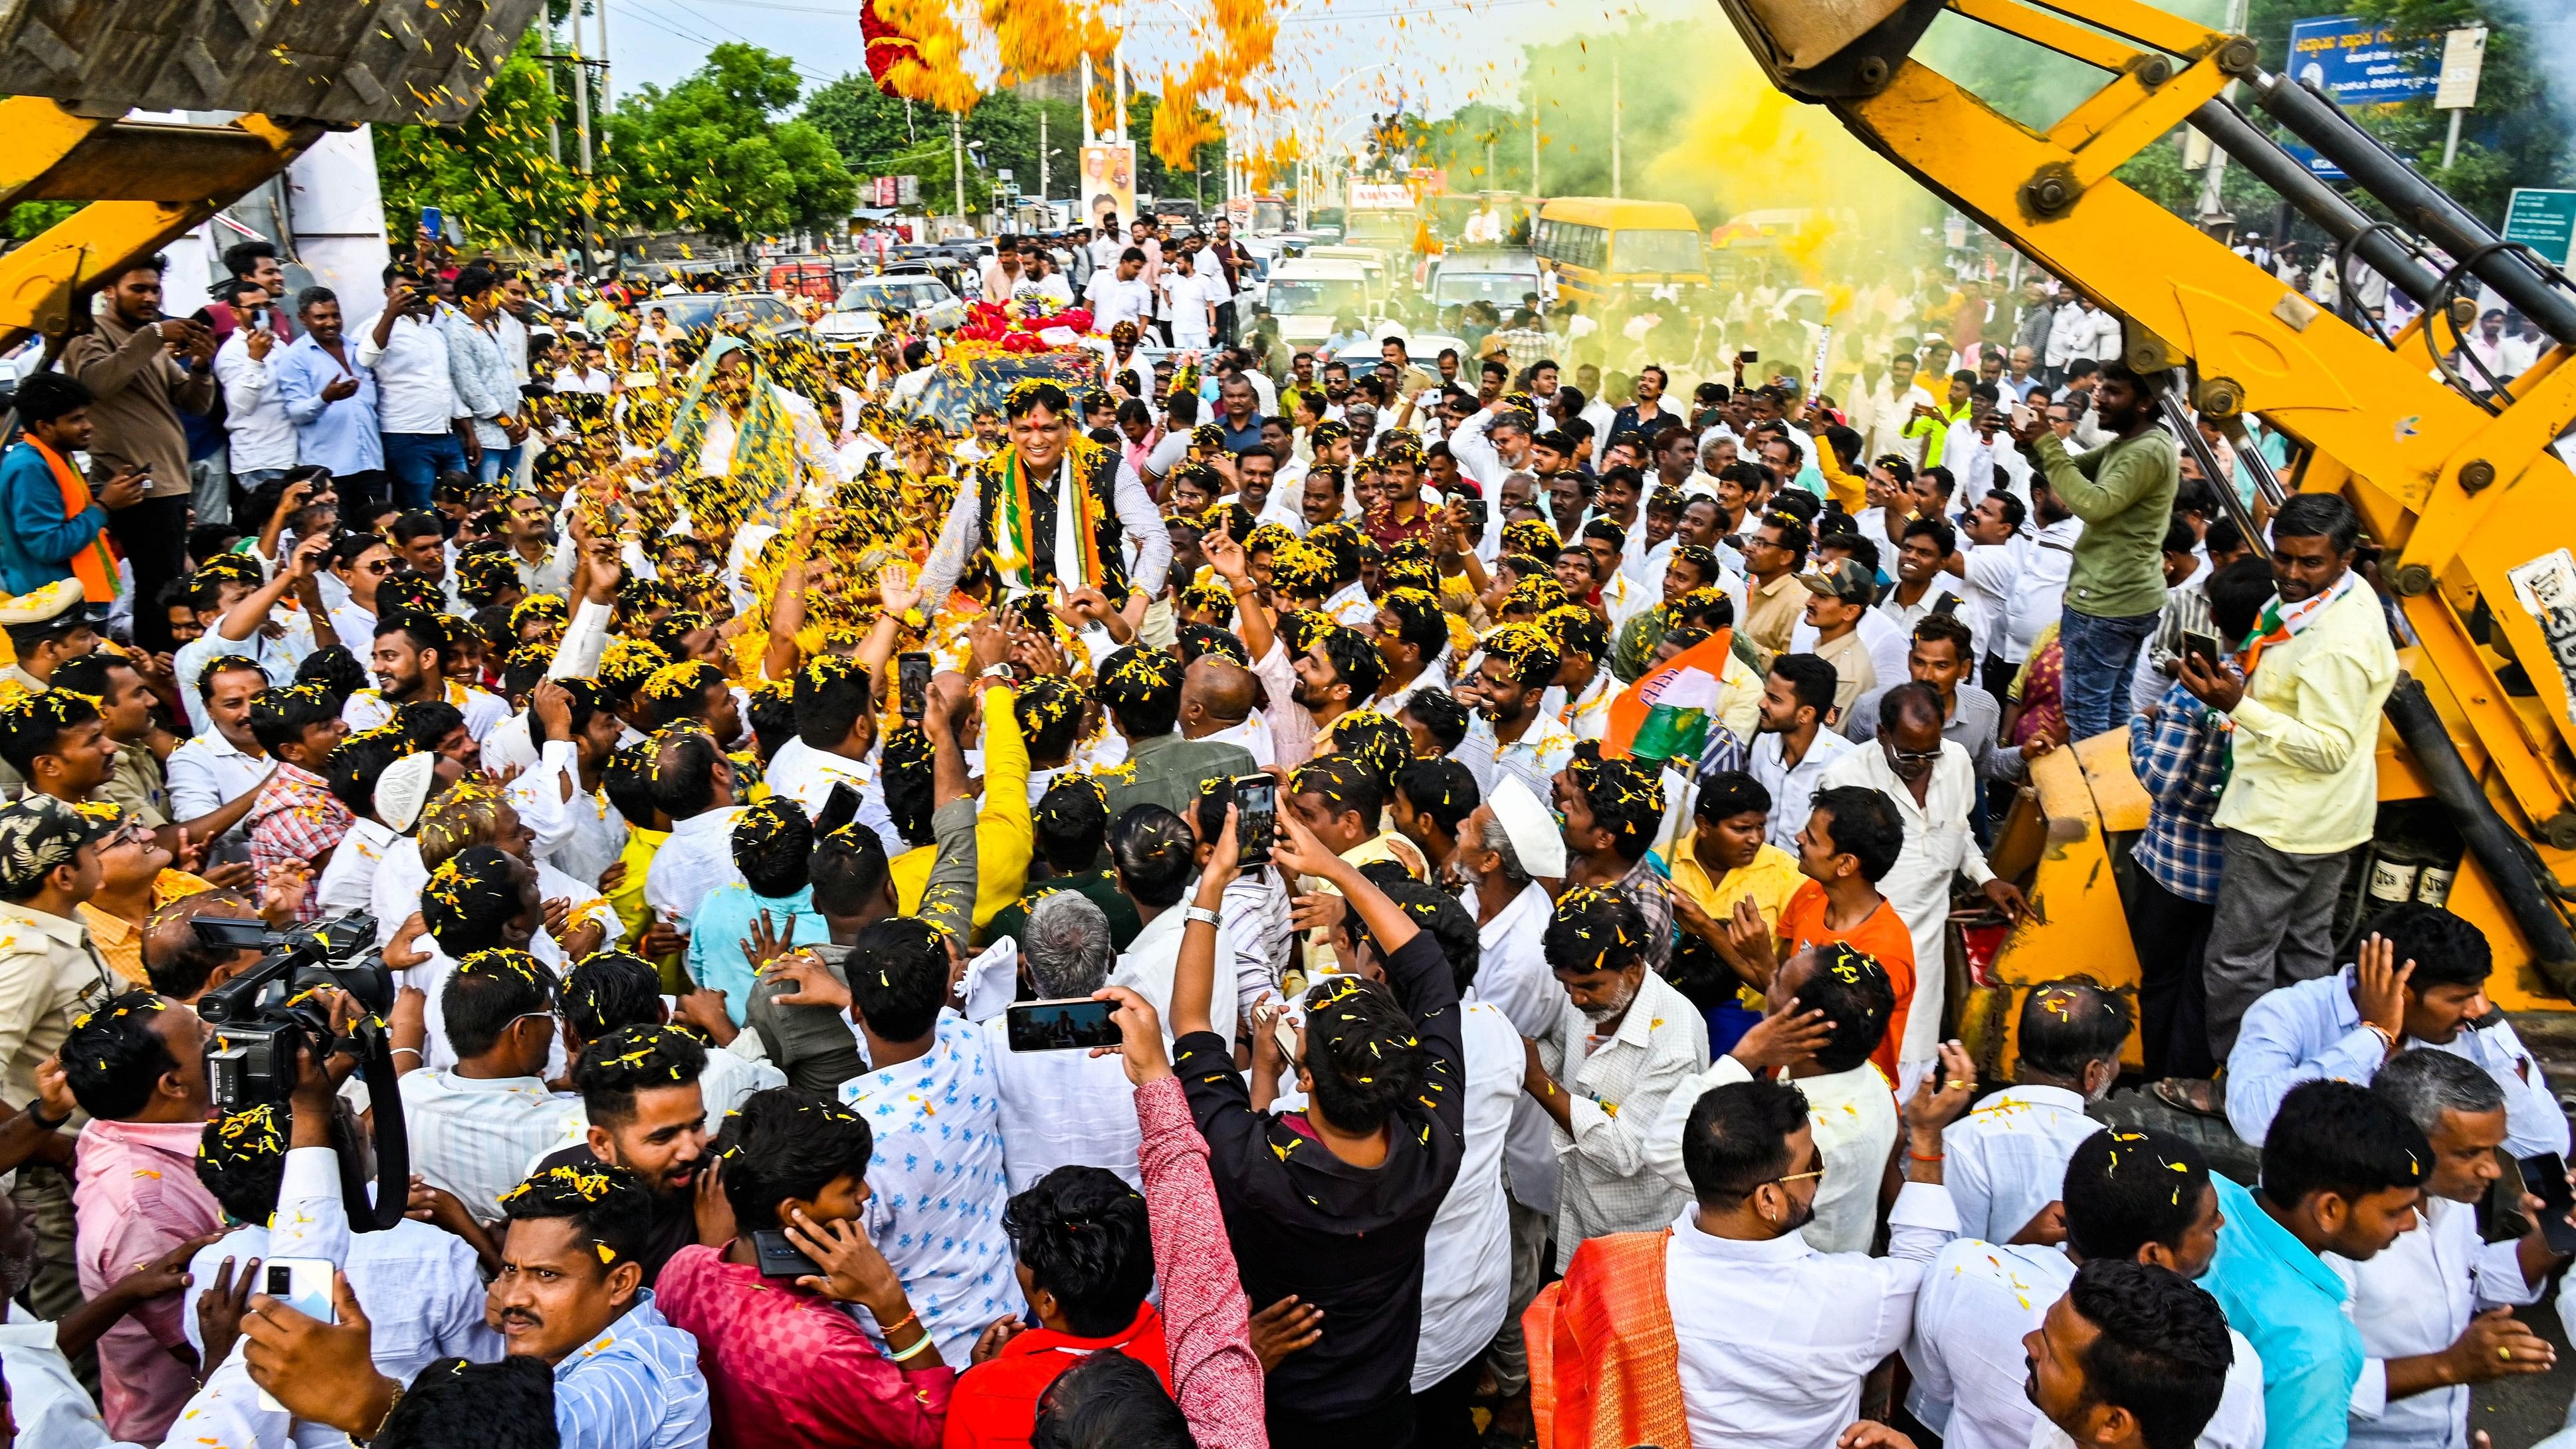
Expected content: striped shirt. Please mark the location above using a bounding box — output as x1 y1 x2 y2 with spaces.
397 1069 588 1223
553 1292 713 1449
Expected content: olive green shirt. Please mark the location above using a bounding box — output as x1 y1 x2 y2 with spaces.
2031 427 2179 621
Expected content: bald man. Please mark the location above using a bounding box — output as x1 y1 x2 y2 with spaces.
1180 655 1275 767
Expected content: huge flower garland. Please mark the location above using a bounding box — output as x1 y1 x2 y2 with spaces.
947 300 1097 357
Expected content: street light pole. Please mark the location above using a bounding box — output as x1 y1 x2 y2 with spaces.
953 111 967 223
1610 52 1622 199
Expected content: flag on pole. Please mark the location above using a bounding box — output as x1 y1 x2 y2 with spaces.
1604 627 1734 763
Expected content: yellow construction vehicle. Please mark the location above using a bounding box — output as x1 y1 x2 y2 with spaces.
0 0 545 352
1710 0 2576 1091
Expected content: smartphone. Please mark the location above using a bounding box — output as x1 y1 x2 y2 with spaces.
1005 996 1123 1052
897 651 930 722
2011 403 2038 432
1737 348 1759 364
1234 772 1278 867
750 1227 823 1280
2180 629 2224 673
257 1258 338 1410
2519 1153 2576 1254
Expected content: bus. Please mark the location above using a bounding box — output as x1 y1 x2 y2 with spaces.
1531 197 1711 306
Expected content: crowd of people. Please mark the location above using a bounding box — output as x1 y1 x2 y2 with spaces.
0 220 2565 1449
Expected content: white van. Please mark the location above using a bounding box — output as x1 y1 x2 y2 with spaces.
1263 257 1374 348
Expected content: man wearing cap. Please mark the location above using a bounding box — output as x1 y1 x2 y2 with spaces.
0 794 124 1321
1790 558 1889 721
0 580 98 699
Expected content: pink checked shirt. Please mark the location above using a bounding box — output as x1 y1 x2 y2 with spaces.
73 1116 226 1441
243 760 353 921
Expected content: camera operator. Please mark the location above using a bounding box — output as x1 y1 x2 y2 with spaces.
183 1025 500 1449
60 990 225 1440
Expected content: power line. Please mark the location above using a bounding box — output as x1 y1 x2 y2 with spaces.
665 0 1547 26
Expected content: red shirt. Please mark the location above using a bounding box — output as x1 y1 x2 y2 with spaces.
656 1243 954 1449
1775 879 1917 1082
940 1302 1170 1449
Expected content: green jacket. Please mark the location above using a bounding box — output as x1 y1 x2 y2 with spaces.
1101 732 1259 830
980 869 1146 954
2032 428 2178 620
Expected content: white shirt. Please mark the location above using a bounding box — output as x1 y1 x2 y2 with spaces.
315 816 403 917
1412 998 1522 1391
1083 273 1154 333
1474 879 1565 1219
398 1069 588 1222
766 736 906 863
1667 1182 1951 1449
173 609 316 738
504 740 629 891
1749 727 1858 851
840 1010 1025 1365
215 330 299 471
975 1014 1142 1194
185 1211 500 1448
1942 1083 2103 1246
1110 902 1239 1054
355 310 465 435
166 730 275 836
2005 518 2080 665
1821 740 1994 1067
643 806 748 934
554 365 614 395
1874 573 1970 655
1911 1230 2269 1449
1164 270 1224 347
2327 1194 2544 1449
1955 537 2028 667
342 681 512 745
1646 1056 1898 1255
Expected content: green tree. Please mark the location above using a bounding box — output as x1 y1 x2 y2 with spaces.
606 43 857 241
375 27 600 247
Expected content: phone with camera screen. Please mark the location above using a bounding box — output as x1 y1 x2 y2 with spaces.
1006 997 1123 1052
751 1228 823 1280
2520 1153 2576 1255
1234 773 1277 867
192 915 273 952
255 1259 338 1410
897 652 930 722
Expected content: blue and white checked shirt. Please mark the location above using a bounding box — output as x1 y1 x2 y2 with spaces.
839 1008 1025 1365
2127 677 2227 903
552 1293 712 1449
2225 966 2571 1159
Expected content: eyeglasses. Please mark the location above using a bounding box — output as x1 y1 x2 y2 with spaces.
1888 746 1941 766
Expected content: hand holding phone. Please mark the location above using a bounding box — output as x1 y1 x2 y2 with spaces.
2011 403 2038 433
897 651 931 722
2521 1153 2576 1255
1006 996 1123 1052
1234 773 1278 867
253 1258 339 1412
2180 629 2224 675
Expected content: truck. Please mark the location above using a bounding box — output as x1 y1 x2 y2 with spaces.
1709 0 2576 1126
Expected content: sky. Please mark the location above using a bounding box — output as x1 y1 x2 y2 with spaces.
591 0 1668 154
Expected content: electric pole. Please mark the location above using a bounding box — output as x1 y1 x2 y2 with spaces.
1610 53 1622 199
953 111 968 223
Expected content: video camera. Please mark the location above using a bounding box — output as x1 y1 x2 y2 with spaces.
191 910 411 1232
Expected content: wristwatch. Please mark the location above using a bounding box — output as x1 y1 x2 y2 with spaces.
1182 905 1223 928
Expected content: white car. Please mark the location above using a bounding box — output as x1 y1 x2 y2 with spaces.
811 275 967 348
1263 257 1376 348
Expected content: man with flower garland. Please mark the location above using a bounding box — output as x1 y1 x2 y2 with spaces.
912 380 1170 626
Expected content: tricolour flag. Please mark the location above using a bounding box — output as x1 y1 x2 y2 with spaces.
1604 627 1734 763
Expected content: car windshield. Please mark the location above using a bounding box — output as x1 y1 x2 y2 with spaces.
905 352 1103 430
837 280 952 312
1434 271 1535 305
1344 211 1412 243
1612 229 1706 275
1267 279 1369 316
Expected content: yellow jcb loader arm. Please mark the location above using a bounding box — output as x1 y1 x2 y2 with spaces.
0 0 547 352
1712 0 2576 1080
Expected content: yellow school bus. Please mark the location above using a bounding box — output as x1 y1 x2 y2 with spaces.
1531 197 1711 306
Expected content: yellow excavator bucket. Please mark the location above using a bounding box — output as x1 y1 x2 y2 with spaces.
0 0 546 348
